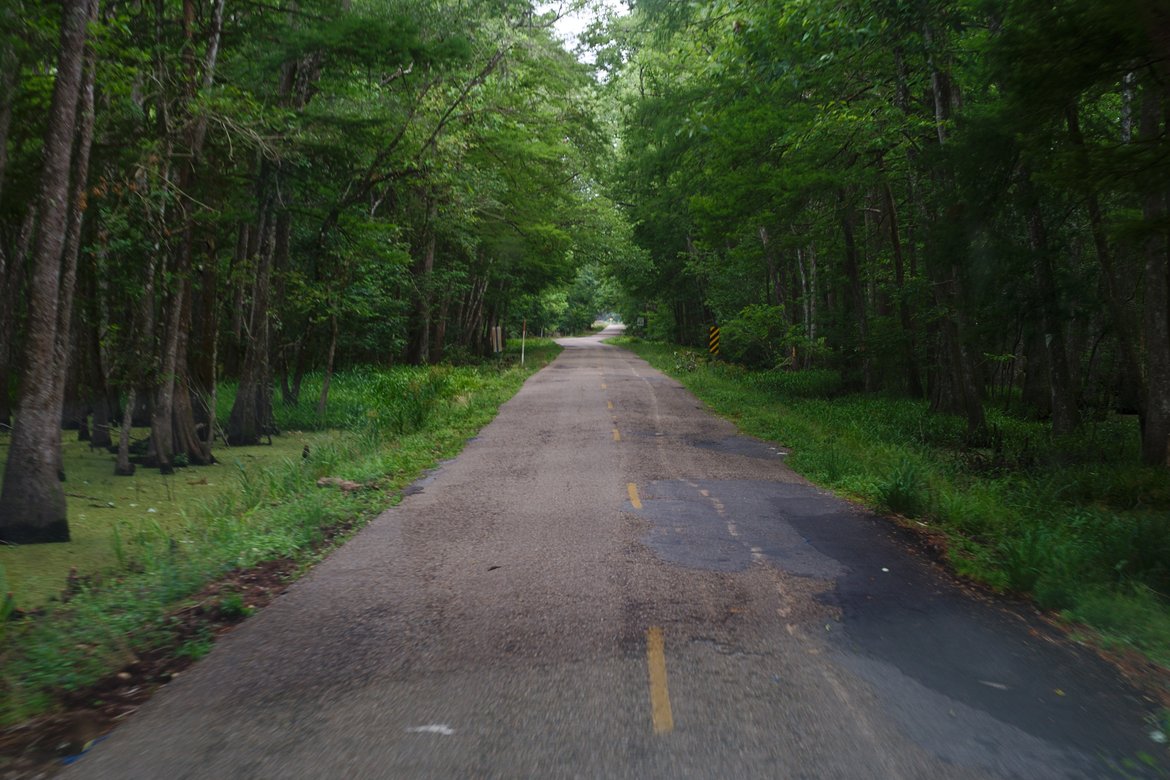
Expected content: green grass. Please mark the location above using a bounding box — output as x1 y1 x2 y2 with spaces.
613 337 1170 668
0 434 326 610
0 339 560 725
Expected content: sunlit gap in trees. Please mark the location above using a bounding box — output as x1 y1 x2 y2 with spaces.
542 0 628 67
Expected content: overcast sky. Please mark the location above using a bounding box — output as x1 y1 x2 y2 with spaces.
542 0 626 55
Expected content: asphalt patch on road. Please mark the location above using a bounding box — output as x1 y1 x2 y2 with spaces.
688 436 790 460
633 477 1169 778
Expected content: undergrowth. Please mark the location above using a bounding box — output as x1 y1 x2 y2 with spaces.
0 341 559 726
614 337 1170 667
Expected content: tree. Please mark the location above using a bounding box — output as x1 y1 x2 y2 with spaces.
0 0 98 543
0 0 640 536
603 0 1169 461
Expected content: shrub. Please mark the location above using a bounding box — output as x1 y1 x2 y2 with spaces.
877 458 927 518
719 304 791 369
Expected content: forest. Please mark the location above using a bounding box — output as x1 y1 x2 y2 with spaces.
2 0 1170 735
601 0 1170 471
2 0 1168 540
0 0 634 545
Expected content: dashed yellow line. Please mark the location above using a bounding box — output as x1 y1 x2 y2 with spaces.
613 429 621 442
601 383 607 390
646 626 674 734
607 401 614 410
627 483 642 509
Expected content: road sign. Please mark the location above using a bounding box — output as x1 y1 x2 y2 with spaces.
708 325 720 355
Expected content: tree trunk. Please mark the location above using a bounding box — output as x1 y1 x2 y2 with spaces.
148 256 186 473
1066 105 1145 419
412 198 437 365
91 392 112 450
795 242 818 369
839 191 872 391
0 202 35 426
0 41 16 208
115 388 136 476
1021 328 1051 418
883 181 924 397
1020 169 1079 435
316 314 339 417
0 0 95 543
49 49 97 475
162 0 224 466
287 336 309 406
433 295 449 363
1140 83 1170 466
191 243 218 425
84 227 113 450
226 206 277 445
173 274 212 464
115 232 158 475
225 223 250 377
759 226 784 308
796 246 811 363
922 21 985 437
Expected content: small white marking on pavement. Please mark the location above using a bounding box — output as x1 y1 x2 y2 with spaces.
726 522 739 538
979 681 1009 691
406 725 455 735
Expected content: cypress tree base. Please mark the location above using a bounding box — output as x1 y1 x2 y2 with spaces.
0 518 71 544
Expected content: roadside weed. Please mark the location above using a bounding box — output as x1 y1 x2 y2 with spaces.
876 458 928 518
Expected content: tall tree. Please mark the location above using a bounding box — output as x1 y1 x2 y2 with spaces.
0 0 98 543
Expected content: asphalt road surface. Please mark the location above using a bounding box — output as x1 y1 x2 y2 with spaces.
69 327 1167 778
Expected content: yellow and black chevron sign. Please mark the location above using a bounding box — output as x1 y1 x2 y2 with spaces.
708 325 720 355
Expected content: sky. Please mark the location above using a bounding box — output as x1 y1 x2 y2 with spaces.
541 0 627 58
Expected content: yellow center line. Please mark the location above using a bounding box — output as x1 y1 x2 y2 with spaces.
627 483 642 509
601 383 607 389
607 401 614 410
612 428 621 442
646 626 674 735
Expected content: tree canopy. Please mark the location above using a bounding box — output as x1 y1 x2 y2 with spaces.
2 0 1169 543
601 0 1170 465
0 0 636 542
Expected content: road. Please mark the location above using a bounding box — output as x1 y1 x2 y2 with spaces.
69 327 1166 778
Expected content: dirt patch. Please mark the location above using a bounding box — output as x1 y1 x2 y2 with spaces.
0 557 299 779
